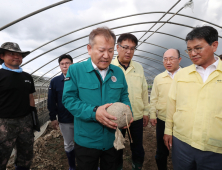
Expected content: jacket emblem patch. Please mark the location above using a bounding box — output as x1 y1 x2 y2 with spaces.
64 77 70 81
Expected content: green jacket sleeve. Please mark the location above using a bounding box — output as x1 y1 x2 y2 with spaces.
62 66 96 121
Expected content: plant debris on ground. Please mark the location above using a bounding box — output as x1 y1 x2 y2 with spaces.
7 123 173 170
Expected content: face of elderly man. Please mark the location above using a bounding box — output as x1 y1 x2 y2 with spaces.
163 49 181 73
87 35 115 70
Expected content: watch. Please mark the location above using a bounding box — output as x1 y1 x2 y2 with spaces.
93 106 99 112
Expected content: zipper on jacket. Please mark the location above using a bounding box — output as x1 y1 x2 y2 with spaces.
94 70 105 146
94 70 102 98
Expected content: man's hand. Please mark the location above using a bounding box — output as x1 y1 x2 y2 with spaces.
121 116 134 129
96 103 118 129
51 120 59 130
150 119 157 126
121 105 134 129
143 115 149 127
163 134 172 150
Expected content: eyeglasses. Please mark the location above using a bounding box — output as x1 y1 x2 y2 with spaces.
185 44 209 54
118 44 137 52
163 57 179 63
60 62 72 66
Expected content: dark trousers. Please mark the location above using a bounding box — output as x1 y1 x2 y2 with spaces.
75 143 118 170
155 118 169 170
172 136 222 170
117 118 145 166
0 114 34 170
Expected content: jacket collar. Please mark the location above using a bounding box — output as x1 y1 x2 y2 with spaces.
84 57 114 73
85 58 95 73
188 64 197 74
60 73 65 81
216 58 222 72
113 56 135 68
188 58 222 74
162 70 169 78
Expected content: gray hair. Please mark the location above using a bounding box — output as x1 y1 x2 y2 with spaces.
89 27 116 46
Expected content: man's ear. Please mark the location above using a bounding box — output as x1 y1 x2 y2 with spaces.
116 44 120 53
87 44 92 55
178 57 182 64
212 41 218 53
0 54 4 60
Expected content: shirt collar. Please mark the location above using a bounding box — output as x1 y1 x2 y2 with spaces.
117 57 130 70
2 63 23 73
195 56 219 70
91 60 109 72
114 55 135 69
167 67 181 77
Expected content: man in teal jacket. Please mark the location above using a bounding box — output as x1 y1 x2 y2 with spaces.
62 27 133 170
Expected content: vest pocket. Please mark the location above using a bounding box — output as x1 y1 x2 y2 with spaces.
108 84 124 102
207 114 222 147
79 83 99 89
78 83 99 101
173 109 192 138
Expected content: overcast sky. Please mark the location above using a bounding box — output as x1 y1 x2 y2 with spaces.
0 0 222 82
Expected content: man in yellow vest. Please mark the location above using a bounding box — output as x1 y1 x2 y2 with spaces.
164 26 222 170
112 33 149 170
149 49 181 170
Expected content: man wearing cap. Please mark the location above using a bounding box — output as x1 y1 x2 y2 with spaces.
112 33 149 170
149 49 181 170
0 42 36 170
48 54 75 170
62 27 133 170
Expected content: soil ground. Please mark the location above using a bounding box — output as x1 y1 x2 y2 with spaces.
7 123 173 170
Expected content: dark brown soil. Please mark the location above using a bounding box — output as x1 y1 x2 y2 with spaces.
7 123 173 170
123 125 173 170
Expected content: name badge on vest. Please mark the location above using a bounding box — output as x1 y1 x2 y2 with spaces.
111 76 117 82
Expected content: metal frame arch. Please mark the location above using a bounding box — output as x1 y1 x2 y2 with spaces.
134 60 162 73
41 58 88 87
39 54 163 87
34 52 88 82
32 35 188 79
29 29 190 75
22 20 200 67
130 54 164 65
31 44 88 75
31 47 164 76
137 0 183 45
34 56 161 83
29 9 221 53
142 67 158 77
143 70 156 78
0 0 72 31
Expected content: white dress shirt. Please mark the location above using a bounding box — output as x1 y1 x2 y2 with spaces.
195 57 219 83
167 67 181 79
91 61 109 81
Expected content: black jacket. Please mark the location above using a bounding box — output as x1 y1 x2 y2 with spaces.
47 73 73 123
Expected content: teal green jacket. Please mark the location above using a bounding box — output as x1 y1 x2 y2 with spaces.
62 58 131 150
